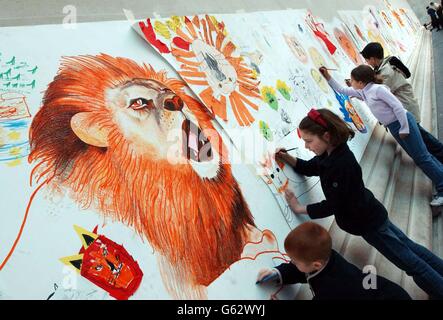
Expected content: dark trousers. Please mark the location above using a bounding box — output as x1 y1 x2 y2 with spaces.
363 219 443 299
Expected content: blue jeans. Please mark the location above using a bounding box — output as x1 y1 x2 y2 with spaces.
387 112 443 196
418 124 443 165
363 219 443 298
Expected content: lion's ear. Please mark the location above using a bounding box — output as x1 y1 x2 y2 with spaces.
70 112 110 148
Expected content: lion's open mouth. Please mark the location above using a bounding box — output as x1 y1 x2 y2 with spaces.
182 119 213 163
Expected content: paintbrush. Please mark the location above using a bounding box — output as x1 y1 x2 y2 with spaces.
278 147 298 153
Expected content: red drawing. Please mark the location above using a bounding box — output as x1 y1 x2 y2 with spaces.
0 92 31 121
60 225 143 300
139 19 171 54
305 12 337 55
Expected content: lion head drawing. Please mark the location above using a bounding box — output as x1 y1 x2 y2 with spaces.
29 54 257 299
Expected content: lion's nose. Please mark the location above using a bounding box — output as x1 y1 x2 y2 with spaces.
164 96 184 112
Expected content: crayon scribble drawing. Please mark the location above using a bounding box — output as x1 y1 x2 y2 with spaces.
138 15 261 127
288 66 323 108
25 54 281 299
283 34 309 64
0 53 38 166
0 92 32 166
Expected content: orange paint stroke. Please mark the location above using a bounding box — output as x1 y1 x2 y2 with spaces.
216 32 225 51
222 41 236 57
192 16 200 29
175 27 194 44
277 179 289 194
239 85 261 99
180 64 200 72
171 48 196 59
236 90 259 111
184 17 198 39
179 70 206 78
229 94 247 126
0 176 53 271
176 56 201 67
182 77 209 86
199 87 227 121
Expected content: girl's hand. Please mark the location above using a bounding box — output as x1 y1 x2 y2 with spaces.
275 148 294 165
284 189 296 202
399 133 409 139
285 189 307 214
319 67 331 80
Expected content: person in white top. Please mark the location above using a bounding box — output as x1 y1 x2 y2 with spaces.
319 65 443 207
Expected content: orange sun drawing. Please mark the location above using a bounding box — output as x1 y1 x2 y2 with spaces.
165 15 261 126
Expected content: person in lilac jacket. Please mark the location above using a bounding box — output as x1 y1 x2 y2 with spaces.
319 65 443 207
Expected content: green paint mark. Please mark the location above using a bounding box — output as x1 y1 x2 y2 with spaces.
261 86 279 110
259 120 273 141
276 80 291 101
6 56 15 65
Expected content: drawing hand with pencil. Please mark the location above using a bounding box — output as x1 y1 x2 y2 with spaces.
318 66 332 81
274 148 297 168
256 268 280 285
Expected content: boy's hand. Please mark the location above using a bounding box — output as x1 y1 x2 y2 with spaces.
256 268 278 284
319 66 331 80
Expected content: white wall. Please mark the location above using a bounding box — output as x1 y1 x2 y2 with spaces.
0 0 418 26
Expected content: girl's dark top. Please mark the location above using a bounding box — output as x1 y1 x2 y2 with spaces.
275 250 411 300
293 143 387 236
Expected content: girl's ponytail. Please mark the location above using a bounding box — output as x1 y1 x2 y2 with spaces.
374 74 384 84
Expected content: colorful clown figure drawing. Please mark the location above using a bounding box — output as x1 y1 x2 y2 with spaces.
138 15 261 127
333 89 367 133
60 226 144 300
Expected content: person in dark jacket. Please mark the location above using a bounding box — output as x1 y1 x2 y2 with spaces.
430 2 443 28
257 222 411 300
427 6 441 31
275 108 443 298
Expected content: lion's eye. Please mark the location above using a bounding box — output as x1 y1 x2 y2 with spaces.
128 98 154 110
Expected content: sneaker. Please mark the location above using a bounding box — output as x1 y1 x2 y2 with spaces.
430 196 443 207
